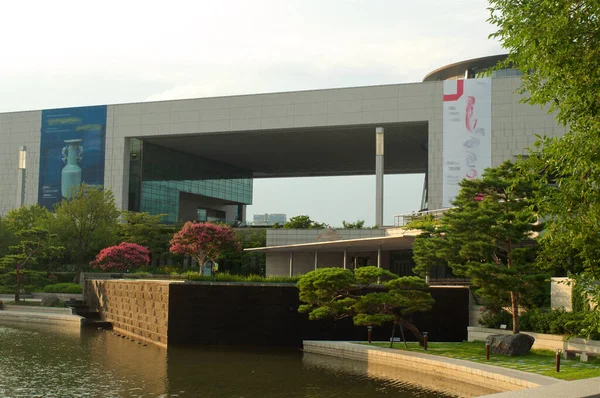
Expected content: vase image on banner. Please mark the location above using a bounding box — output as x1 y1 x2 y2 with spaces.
61 139 84 198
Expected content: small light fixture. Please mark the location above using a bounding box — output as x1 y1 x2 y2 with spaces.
18 146 27 170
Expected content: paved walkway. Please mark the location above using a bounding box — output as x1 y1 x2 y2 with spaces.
481 376 600 397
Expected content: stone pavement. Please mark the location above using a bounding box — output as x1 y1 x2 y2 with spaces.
481 376 600 397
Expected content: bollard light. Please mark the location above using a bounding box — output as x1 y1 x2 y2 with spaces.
485 343 490 360
556 349 562 372
367 326 373 344
423 332 429 351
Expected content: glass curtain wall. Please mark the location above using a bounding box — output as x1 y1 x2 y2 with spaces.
129 139 252 223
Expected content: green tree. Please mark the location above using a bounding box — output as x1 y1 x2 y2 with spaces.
283 215 328 229
0 227 62 302
488 1 600 278
218 229 267 275
0 217 16 259
50 185 120 280
297 266 434 344
118 211 176 265
412 162 547 334
342 220 366 229
4 204 51 234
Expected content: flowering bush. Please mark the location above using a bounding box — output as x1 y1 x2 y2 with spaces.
91 242 150 272
169 222 241 265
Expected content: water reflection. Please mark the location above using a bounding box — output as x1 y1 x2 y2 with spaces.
0 324 486 398
302 352 500 397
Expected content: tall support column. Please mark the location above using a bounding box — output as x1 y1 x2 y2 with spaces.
16 146 27 208
314 251 318 271
343 249 347 269
289 252 294 277
377 246 381 268
375 127 384 227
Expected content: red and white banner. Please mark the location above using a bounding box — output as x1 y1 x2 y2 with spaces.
442 78 492 207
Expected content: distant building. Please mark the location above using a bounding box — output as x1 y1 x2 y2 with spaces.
253 213 287 226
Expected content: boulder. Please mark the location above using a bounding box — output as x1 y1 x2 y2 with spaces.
485 333 535 356
40 295 61 307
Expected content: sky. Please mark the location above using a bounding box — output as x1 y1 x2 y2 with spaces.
0 0 503 227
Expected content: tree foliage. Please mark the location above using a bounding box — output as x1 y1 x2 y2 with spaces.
218 229 267 275
297 266 434 343
412 162 547 334
90 242 150 272
49 185 120 277
0 227 62 301
283 215 328 229
488 0 600 279
118 211 177 263
169 222 241 266
3 204 51 234
342 220 366 229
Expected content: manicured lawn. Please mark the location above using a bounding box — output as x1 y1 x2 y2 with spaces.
356 341 600 381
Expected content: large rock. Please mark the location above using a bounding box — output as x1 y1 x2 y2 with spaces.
40 295 61 307
485 333 535 356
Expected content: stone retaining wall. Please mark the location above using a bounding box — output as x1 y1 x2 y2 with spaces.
303 341 562 392
85 280 182 347
0 309 83 327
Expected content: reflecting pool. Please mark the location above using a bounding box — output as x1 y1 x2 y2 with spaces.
0 322 497 397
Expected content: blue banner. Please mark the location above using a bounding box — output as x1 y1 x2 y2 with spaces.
38 106 107 209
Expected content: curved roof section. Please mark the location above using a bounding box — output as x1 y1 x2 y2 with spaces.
423 54 509 82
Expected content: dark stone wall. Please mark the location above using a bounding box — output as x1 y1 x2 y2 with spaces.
168 283 469 346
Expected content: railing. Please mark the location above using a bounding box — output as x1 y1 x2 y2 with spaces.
427 278 471 286
393 208 452 226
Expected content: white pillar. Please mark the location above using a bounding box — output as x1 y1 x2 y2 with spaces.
289 252 294 277
375 127 384 227
314 251 318 271
343 249 347 270
377 247 381 268
16 146 26 208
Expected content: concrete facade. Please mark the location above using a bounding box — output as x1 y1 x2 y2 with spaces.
551 277 573 311
0 74 567 219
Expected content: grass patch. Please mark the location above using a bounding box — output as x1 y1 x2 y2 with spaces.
43 283 82 294
355 341 600 381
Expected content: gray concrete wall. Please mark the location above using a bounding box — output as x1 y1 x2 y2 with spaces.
267 228 385 246
551 277 573 311
0 76 567 216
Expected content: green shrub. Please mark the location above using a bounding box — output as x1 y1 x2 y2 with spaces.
478 308 513 329
0 286 15 294
186 272 299 284
519 309 586 336
43 283 82 294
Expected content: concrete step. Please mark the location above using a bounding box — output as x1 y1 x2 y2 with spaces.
3 305 74 315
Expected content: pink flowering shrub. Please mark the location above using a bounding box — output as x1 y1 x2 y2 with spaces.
91 242 150 272
169 222 241 265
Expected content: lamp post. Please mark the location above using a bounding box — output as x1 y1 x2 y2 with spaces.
16 146 27 208
556 349 562 372
423 332 429 351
